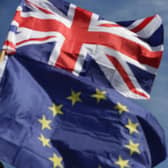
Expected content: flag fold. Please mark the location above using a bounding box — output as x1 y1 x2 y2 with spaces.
3 0 164 99
0 54 167 168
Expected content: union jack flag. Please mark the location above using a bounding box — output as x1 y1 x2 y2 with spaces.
3 0 164 99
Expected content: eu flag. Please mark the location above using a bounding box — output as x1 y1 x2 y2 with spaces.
0 55 167 168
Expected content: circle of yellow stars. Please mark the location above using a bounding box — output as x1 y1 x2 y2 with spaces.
37 88 141 168
37 88 107 168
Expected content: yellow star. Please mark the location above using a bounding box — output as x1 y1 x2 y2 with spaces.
49 103 64 117
67 90 82 106
124 140 140 155
38 115 51 130
115 156 130 168
38 134 51 148
115 102 129 114
125 119 139 134
91 88 106 103
49 153 63 168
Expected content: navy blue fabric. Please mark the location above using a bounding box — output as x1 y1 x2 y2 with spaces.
127 63 155 93
49 0 70 15
140 25 164 46
17 42 56 63
80 55 112 88
0 55 167 168
8 25 18 34
117 20 135 27
22 4 32 12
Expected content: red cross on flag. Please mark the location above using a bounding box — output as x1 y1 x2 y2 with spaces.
3 0 164 99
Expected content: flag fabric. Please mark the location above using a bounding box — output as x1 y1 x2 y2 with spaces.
0 54 167 168
3 0 164 100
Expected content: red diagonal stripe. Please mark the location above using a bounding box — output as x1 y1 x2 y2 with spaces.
26 0 54 15
87 31 162 68
107 55 149 98
131 16 155 33
16 36 56 46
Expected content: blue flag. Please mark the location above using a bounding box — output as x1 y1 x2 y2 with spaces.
0 55 167 168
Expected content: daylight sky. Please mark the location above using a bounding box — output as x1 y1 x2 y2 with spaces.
0 0 168 167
